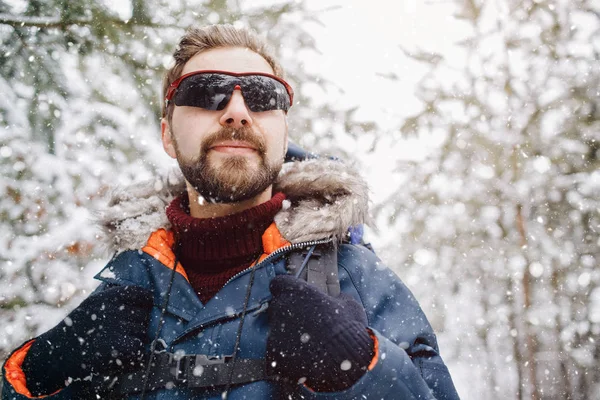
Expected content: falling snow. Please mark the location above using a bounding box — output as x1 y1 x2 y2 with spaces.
1 1 599 399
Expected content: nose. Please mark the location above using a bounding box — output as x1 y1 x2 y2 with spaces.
219 88 253 128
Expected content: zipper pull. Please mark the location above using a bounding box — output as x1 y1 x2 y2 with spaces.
251 302 269 316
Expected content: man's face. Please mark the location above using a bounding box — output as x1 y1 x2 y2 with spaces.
162 47 288 203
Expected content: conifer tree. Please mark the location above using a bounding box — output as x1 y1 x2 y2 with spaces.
378 0 599 398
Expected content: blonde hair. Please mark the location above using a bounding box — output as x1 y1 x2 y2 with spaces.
162 24 284 121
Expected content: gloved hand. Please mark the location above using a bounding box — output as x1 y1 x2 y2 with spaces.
21 285 153 396
266 275 374 392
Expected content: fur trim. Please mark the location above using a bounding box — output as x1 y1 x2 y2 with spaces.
98 159 370 253
97 169 186 253
273 159 371 243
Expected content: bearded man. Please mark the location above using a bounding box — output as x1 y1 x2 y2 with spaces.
2 24 460 400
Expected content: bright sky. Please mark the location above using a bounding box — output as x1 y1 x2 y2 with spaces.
302 0 468 127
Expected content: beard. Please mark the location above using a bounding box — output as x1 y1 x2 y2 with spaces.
173 126 283 203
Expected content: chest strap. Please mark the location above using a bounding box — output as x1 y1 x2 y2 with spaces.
286 241 340 297
106 352 266 395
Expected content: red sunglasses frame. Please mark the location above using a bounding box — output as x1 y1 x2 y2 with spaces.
165 70 295 107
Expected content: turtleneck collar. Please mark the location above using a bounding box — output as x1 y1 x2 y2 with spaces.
165 192 286 273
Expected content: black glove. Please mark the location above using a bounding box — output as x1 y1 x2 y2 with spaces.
21 285 153 396
266 275 374 392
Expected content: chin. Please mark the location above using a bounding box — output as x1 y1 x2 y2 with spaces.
214 153 260 170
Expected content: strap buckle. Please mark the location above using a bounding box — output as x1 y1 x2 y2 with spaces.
171 354 232 384
171 353 188 383
194 354 232 365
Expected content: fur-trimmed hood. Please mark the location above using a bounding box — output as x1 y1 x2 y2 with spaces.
98 159 370 254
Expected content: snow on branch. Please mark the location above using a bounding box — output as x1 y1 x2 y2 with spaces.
0 13 174 29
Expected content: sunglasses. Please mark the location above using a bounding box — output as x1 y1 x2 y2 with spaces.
165 70 294 112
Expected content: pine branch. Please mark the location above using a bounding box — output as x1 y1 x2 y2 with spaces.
0 13 176 29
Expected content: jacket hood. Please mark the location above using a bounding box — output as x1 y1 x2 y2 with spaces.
98 158 370 254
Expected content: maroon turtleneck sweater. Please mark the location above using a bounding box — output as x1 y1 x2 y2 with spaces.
165 192 285 304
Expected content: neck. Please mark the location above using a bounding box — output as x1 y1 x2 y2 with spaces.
186 183 274 219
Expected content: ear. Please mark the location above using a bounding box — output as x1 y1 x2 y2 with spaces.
161 118 177 159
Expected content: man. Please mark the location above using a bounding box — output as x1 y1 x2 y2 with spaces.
2 24 460 399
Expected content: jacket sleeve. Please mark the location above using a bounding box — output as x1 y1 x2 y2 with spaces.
1 283 114 400
299 244 460 400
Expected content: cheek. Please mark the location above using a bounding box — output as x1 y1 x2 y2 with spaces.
171 108 215 147
256 113 287 151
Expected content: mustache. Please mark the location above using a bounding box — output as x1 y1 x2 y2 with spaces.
201 127 266 155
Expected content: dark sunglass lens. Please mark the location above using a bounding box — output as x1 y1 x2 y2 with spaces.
242 76 290 112
173 74 235 110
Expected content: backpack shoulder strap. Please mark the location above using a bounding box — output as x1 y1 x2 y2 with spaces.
285 242 340 297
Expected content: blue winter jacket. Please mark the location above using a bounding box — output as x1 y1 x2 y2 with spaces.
2 159 460 400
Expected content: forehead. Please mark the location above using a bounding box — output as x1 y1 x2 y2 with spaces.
181 47 275 76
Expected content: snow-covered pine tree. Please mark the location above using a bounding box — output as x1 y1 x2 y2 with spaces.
375 0 600 398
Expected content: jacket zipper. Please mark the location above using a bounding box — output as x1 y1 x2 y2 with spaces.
171 237 335 345
222 237 334 287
